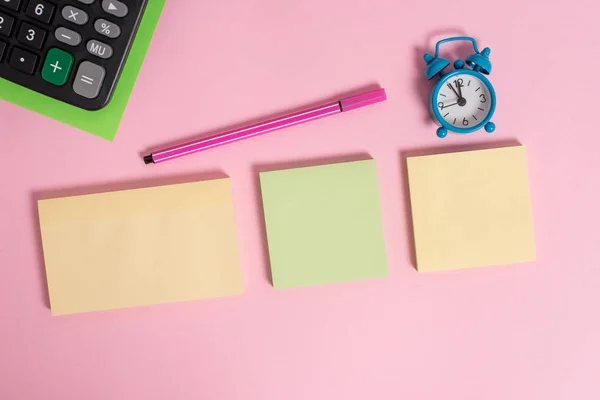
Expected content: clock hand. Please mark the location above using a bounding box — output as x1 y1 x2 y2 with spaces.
447 83 461 99
443 102 459 108
456 80 463 99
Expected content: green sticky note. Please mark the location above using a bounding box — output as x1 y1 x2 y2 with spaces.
260 159 388 289
0 0 166 141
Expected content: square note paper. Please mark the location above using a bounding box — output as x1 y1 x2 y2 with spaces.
38 178 243 315
407 146 536 272
260 159 388 288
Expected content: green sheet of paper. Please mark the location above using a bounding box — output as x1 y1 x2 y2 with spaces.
0 0 166 141
260 159 388 289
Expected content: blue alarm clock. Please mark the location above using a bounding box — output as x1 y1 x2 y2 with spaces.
424 36 497 138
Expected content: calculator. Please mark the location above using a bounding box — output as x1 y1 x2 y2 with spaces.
0 0 148 111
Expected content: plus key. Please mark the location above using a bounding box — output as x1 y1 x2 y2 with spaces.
42 48 74 86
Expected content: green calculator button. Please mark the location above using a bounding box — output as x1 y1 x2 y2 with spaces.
41 48 74 86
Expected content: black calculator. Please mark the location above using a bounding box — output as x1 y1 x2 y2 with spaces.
0 0 147 110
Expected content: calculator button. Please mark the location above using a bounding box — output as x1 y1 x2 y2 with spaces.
73 61 105 99
77 0 95 4
102 0 127 18
41 48 74 86
55 27 81 46
94 18 120 38
0 0 21 11
9 47 37 74
62 6 88 25
17 22 47 50
26 1 55 24
0 11 15 36
87 39 112 59
0 40 6 61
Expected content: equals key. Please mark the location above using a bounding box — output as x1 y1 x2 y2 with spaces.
73 61 105 99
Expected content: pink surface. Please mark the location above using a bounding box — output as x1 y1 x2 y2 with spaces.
1 1 599 399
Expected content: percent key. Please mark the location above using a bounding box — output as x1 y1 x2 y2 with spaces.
95 19 121 39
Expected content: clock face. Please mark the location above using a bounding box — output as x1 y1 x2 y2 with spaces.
435 73 493 129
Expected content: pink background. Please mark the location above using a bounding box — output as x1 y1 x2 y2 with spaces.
1 0 599 398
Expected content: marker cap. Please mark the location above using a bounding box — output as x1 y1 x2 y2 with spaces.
340 88 387 112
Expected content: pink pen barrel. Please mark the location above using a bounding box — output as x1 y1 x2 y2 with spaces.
149 102 341 164
144 88 387 164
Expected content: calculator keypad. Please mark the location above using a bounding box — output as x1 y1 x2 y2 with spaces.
94 18 119 38
62 6 88 25
0 0 148 110
101 0 127 18
17 22 46 49
26 1 54 24
2 0 21 12
55 26 81 46
86 39 111 59
41 47 73 85
0 12 15 36
9 47 37 74
73 60 104 98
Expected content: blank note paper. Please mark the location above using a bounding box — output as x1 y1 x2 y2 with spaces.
260 160 388 289
407 146 536 272
38 179 243 315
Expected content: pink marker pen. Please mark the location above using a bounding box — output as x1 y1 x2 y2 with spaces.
143 88 387 165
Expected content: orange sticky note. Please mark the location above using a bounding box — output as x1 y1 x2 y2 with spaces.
38 179 243 315
407 146 536 272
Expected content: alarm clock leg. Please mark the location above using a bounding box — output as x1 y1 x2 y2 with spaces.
436 127 448 138
485 122 496 133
